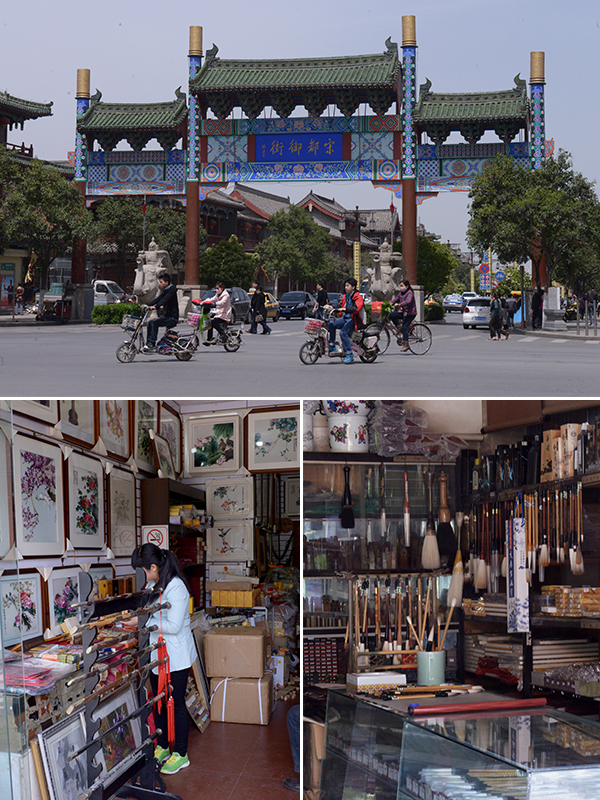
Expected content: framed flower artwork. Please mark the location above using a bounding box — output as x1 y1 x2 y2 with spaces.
92 686 141 782
206 477 254 520
207 521 254 562
246 407 300 472
0 571 43 645
0 426 14 559
108 467 137 558
97 399 130 460
149 429 176 479
13 433 64 557
67 452 105 549
58 400 96 447
186 413 241 476
284 476 301 518
38 712 87 800
48 568 80 633
133 400 158 473
160 402 182 476
12 400 59 426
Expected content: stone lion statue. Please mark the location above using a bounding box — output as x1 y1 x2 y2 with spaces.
365 241 405 301
133 237 174 305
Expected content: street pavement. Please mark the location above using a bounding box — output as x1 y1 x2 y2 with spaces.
1 313 599 398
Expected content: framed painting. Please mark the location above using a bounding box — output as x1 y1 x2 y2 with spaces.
48 567 80 633
149 429 176 479
97 399 130 460
206 477 254 520
0 571 43 646
207 521 254 562
246 407 300 472
38 712 87 800
133 400 158 473
109 467 137 558
58 400 96 447
0 426 14 559
13 433 64 557
12 400 59 426
92 686 141 781
160 402 182 476
284 476 301 518
186 413 241 476
67 452 105 549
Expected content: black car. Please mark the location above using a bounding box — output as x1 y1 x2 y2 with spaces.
278 291 316 320
327 292 343 311
200 287 251 324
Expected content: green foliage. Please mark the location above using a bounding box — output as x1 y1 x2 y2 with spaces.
256 205 332 285
144 205 192 272
0 157 90 289
393 237 459 295
467 151 600 290
424 303 445 321
91 302 142 324
496 264 532 294
198 235 256 288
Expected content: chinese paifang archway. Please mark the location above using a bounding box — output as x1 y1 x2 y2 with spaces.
73 16 547 288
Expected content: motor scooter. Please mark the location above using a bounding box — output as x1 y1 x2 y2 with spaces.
298 314 380 365
115 308 202 362
191 300 243 352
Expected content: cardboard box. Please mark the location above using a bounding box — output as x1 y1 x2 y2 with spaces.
204 626 266 678
210 672 273 724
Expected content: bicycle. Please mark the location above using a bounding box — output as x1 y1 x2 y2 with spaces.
364 307 432 355
298 313 380 365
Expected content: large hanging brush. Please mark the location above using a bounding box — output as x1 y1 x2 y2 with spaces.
339 465 355 529
403 468 411 548
448 549 464 608
436 470 456 567
421 470 441 570
474 504 488 591
573 480 585 575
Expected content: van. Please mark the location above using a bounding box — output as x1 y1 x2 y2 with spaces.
93 280 128 305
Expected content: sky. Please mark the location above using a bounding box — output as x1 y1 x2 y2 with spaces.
3 0 599 251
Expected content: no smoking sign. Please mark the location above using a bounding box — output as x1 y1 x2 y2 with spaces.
142 525 169 550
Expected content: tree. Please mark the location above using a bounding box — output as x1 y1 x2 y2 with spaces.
0 157 89 291
393 237 459 295
198 235 256 288
0 147 17 254
496 264 531 294
256 205 332 288
144 205 191 274
90 197 141 286
467 150 600 290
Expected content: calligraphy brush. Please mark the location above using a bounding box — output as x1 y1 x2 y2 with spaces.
403 468 411 547
436 469 456 567
421 470 441 570
340 465 355 528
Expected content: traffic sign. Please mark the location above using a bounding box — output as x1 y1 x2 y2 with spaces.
480 263 490 274
480 274 491 290
495 270 505 282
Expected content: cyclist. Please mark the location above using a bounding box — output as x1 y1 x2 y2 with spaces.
389 279 416 352
328 278 365 364
142 272 178 353
204 282 231 345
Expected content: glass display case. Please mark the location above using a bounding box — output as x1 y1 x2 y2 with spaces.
320 689 600 800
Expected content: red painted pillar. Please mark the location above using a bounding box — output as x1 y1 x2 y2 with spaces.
402 179 417 285
185 181 200 285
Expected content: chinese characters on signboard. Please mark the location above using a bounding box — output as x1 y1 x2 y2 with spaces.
255 133 343 163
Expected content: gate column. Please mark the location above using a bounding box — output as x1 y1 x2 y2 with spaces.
401 15 418 287
185 26 202 286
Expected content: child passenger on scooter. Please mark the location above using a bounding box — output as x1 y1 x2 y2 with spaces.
327 278 365 364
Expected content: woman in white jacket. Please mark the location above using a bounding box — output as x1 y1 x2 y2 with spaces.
130 544 197 775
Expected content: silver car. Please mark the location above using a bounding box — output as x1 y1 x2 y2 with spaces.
462 296 491 329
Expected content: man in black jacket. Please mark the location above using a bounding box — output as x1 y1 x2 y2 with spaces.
142 273 179 353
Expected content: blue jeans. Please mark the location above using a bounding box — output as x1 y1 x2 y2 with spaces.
287 704 300 773
390 311 415 342
328 316 354 353
147 315 178 346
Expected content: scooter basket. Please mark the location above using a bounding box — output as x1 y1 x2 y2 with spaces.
187 312 202 328
121 314 141 331
304 319 323 336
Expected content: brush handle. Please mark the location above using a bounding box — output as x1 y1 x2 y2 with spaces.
438 471 451 523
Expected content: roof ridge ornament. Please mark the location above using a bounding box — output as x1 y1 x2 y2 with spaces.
385 37 398 58
419 78 432 97
90 89 102 108
205 43 219 63
513 73 526 96
174 86 186 102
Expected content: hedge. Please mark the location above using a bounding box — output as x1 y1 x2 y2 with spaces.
91 302 142 325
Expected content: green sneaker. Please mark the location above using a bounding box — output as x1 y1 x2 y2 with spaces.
161 752 190 775
154 745 170 765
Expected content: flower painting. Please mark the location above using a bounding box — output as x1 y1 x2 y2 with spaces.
207 521 254 561
68 453 104 549
247 409 300 471
207 478 253 519
92 688 141 782
134 400 158 472
1 573 42 645
160 403 182 475
109 468 136 557
186 415 241 475
14 435 64 556
49 569 80 632
99 400 130 460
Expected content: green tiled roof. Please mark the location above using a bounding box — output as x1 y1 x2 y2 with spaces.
77 89 187 132
0 90 52 122
415 76 528 124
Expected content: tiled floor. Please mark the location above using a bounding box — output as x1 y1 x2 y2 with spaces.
159 698 299 800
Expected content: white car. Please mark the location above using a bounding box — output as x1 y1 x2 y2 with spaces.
463 296 491 329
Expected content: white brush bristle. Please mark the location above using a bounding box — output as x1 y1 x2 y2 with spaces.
421 533 441 570
540 544 549 568
475 558 488 590
501 555 507 578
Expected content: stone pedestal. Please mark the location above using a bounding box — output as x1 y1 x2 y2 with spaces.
177 284 205 319
413 286 424 322
73 284 94 321
543 286 567 331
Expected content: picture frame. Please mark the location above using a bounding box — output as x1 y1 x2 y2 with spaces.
97 399 130 461
58 401 96 447
80 564 114 603
13 433 64 557
108 467 137 558
0 571 43 645
160 402 182 476
12 401 59 426
149 428 177 479
186 413 241 476
48 567 80 634
284 476 301 518
133 400 158 473
0 426 14 559
38 711 87 800
207 521 254 561
246 407 300 472
67 452 105 549
92 686 141 781
206 477 254 520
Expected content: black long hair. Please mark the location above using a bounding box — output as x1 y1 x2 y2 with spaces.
132 543 190 596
